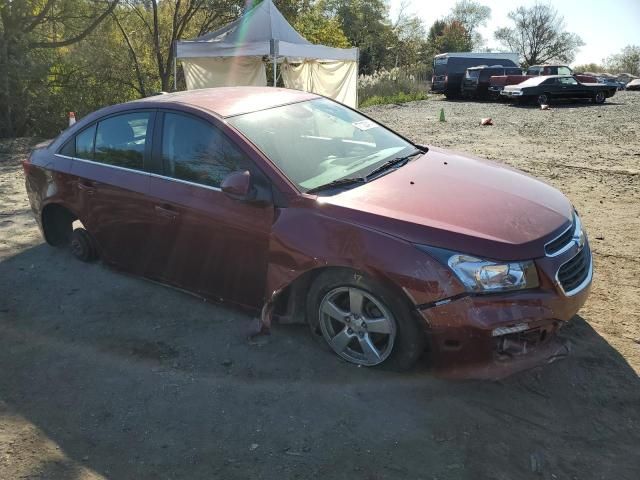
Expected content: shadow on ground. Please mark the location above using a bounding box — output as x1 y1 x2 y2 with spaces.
1 244 639 480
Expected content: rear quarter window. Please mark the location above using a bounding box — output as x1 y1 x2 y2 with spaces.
59 124 96 159
76 125 96 160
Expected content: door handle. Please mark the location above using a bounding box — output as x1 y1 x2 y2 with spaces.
154 205 179 220
77 181 95 195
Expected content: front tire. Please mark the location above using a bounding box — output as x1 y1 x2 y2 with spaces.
70 228 98 262
593 91 606 104
307 270 426 370
537 93 550 105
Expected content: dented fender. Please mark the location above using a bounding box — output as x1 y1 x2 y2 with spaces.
261 200 466 326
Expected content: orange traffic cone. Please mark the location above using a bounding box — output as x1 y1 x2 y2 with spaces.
68 112 76 126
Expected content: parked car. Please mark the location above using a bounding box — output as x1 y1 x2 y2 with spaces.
489 65 598 96
461 65 523 99
597 77 626 90
432 52 519 98
501 75 617 105
23 87 592 377
626 79 640 91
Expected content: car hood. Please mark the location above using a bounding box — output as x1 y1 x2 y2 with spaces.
321 147 573 261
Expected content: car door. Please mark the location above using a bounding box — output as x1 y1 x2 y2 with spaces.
541 78 563 99
145 110 275 309
68 110 160 274
558 76 586 99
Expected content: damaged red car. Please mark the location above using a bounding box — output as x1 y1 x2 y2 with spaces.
23 87 592 377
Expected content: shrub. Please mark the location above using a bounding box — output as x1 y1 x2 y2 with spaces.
358 67 429 107
359 91 428 108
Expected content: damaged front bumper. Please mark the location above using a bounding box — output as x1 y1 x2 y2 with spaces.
417 284 590 380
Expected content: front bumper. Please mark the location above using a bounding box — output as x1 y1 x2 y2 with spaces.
500 89 524 98
417 239 592 380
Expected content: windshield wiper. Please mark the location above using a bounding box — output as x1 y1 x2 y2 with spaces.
364 150 422 181
305 176 366 194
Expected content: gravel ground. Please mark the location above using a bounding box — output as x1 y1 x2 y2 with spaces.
1 93 639 479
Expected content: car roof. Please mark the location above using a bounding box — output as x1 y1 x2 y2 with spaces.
467 65 510 70
516 75 569 87
131 87 319 118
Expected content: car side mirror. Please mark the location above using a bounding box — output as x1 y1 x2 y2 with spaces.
221 170 253 201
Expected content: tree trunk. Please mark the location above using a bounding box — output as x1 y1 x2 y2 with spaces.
0 36 12 137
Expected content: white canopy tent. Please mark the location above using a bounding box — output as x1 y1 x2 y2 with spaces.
175 0 359 107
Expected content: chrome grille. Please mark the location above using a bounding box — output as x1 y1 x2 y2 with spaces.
557 245 591 294
545 224 574 256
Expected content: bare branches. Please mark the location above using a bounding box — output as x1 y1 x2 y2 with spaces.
494 4 584 67
112 11 147 96
30 0 121 49
25 0 56 33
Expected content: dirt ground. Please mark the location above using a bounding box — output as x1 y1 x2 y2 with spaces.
1 92 639 480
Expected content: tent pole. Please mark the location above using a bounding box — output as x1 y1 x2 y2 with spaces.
173 41 177 91
273 55 277 87
174 57 177 91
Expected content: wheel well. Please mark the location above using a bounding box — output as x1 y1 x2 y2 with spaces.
272 266 417 326
41 204 78 247
273 268 327 324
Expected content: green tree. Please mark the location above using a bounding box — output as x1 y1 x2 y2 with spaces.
426 19 472 56
0 0 119 137
115 0 243 94
494 3 584 67
326 0 396 74
437 20 472 53
448 0 490 49
292 1 349 48
573 63 606 74
390 1 427 67
605 45 640 75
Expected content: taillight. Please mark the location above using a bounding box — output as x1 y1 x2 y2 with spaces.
445 75 448 85
22 158 36 175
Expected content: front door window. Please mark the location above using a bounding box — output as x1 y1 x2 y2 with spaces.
161 113 248 188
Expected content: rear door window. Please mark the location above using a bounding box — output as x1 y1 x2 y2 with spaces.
161 112 249 188
94 112 151 170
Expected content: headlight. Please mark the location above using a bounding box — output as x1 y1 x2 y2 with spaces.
415 245 539 293
447 255 539 293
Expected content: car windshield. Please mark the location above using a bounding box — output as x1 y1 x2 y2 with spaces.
228 98 416 193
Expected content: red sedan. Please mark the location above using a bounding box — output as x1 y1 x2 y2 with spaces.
23 87 592 377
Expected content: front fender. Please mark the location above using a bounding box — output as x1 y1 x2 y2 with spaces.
264 207 465 310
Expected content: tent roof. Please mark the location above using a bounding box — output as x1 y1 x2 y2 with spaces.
176 0 357 61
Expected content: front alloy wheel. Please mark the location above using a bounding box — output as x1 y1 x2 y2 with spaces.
318 287 396 366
